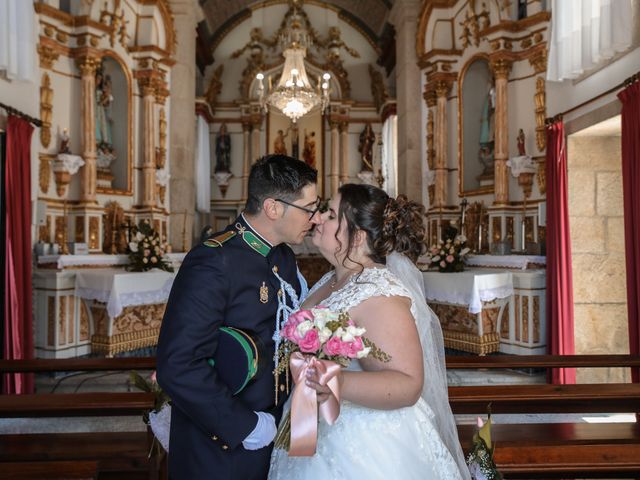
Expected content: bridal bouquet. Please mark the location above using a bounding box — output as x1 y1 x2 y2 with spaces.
273 306 389 456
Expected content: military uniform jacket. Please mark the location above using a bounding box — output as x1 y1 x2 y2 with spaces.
156 215 301 480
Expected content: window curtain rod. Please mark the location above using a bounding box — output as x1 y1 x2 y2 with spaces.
545 70 640 125
0 102 42 127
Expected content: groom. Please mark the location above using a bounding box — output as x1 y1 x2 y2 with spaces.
157 155 321 480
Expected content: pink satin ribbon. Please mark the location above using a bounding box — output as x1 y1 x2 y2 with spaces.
288 352 341 456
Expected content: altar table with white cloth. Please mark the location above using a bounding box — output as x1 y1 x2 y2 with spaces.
421 268 546 355
422 269 514 355
74 269 176 356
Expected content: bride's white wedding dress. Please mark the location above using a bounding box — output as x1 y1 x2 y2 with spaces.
269 256 470 480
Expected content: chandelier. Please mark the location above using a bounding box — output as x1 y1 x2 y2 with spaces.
256 5 330 122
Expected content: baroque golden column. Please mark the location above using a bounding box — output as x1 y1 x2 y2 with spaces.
423 87 437 206
434 79 452 208
339 120 349 185
75 53 101 203
136 72 161 208
489 57 513 205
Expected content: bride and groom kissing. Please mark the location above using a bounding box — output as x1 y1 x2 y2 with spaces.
156 155 469 479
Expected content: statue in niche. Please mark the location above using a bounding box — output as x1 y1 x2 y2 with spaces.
273 129 288 155
358 123 375 172
291 124 300 159
478 81 495 175
517 129 526 156
302 129 316 167
95 63 116 170
59 128 71 154
215 123 231 173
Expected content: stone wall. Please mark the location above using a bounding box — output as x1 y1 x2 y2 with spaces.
568 134 630 383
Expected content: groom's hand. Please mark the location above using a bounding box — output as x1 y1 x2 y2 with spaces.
242 411 277 450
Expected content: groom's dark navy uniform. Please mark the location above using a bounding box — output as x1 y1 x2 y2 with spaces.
157 215 300 480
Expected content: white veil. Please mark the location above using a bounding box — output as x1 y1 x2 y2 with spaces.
387 252 470 478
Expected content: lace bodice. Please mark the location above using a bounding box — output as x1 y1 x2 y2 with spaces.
308 267 412 314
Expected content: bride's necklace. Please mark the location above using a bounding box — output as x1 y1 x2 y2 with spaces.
329 271 355 290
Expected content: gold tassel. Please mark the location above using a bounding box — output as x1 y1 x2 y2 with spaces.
273 411 291 451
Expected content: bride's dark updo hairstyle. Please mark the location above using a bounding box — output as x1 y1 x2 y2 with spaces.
336 183 426 265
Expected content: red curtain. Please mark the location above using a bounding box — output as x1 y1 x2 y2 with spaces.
3 115 35 394
545 119 576 384
618 80 640 384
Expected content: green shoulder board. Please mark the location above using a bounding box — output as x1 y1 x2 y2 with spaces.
203 230 236 248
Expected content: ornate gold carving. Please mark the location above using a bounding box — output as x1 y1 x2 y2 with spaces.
80 300 90 342
489 58 513 79
39 154 52 193
369 64 389 112
459 6 490 49
522 296 529 342
91 304 166 355
533 296 540 343
75 55 100 76
100 0 129 49
55 215 65 249
54 169 71 197
56 31 68 44
157 185 166 205
39 215 51 243
205 64 224 112
37 44 59 70
506 216 514 246
77 35 87 47
48 297 55 347
492 217 502 243
89 216 100 250
427 110 435 206
518 171 535 198
534 32 543 43
103 201 126 254
156 108 167 169
521 38 532 49
44 26 55 38
534 76 546 151
59 295 66 345
529 48 548 74
537 159 546 194
503 40 513 51
40 73 53 148
90 36 99 47
435 80 452 98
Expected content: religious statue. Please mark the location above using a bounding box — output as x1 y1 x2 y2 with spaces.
358 123 375 172
95 64 115 168
302 129 316 167
517 128 526 156
273 129 288 155
59 128 71 154
478 81 495 174
215 123 231 173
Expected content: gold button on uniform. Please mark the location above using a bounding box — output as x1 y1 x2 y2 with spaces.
211 435 218 441
222 445 229 450
272 266 278 273
280 384 285 392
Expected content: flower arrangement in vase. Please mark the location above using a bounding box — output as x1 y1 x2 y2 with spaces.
425 234 471 273
127 220 173 272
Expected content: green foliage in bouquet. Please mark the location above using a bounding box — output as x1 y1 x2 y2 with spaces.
129 370 170 424
127 220 173 272
466 411 503 480
425 235 471 273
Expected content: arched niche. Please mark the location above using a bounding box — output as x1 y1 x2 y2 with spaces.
96 54 132 194
458 56 495 195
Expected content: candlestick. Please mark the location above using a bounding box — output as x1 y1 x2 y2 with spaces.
110 212 117 254
521 218 526 251
61 200 70 255
478 223 482 252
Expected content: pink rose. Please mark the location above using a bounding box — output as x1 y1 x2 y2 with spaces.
446 255 454 263
341 337 364 358
288 309 314 326
299 329 321 353
150 371 157 384
282 321 298 341
323 336 343 356
439 260 446 268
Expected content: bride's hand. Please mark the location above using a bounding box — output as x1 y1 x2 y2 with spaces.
305 367 340 404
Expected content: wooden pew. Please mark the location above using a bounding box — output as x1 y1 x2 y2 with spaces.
447 354 640 478
1 460 99 479
0 359 162 479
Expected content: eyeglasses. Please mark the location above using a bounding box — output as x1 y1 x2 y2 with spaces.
275 197 324 220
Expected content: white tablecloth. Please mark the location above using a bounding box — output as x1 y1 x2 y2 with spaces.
38 253 186 270
464 254 546 270
421 269 514 314
74 268 176 318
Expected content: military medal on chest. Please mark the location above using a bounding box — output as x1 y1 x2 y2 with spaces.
259 281 269 304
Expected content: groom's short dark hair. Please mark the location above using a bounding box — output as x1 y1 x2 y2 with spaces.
244 154 317 214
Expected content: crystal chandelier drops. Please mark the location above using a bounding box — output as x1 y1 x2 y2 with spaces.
256 5 330 123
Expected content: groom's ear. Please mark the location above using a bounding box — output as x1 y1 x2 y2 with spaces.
263 198 281 220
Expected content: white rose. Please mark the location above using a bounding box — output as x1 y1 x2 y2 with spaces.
129 242 139 253
432 255 441 262
143 257 149 264
356 346 371 359
318 327 332 343
346 325 366 337
135 232 144 242
461 247 470 255
456 234 467 243
311 308 336 328
449 247 455 254
296 320 314 337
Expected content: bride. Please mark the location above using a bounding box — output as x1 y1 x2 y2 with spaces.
269 184 470 479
